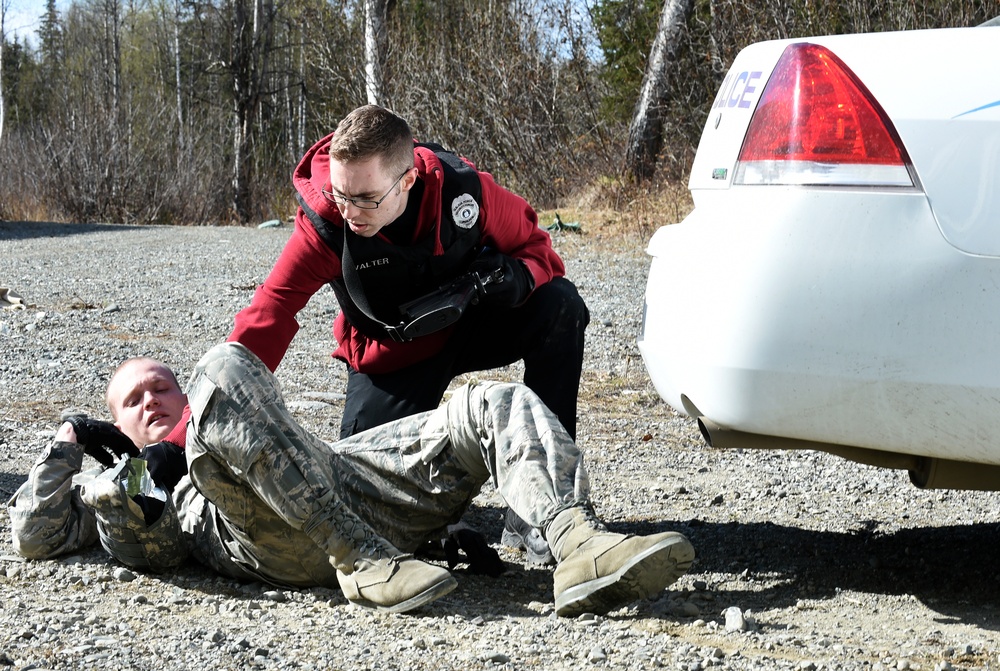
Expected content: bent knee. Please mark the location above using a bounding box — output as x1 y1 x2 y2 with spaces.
535 278 589 326
193 343 268 383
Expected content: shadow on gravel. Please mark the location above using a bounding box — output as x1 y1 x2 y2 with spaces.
6 501 548 619
0 221 144 240
629 518 1000 632
16 486 1000 627
0 472 27 499
121 501 548 620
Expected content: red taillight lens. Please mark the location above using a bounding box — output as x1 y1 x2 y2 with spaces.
735 43 914 187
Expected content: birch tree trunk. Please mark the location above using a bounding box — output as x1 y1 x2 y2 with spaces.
624 0 693 183
281 17 307 163
100 0 124 202
173 0 184 148
363 0 389 106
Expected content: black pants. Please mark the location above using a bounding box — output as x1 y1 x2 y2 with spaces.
340 277 589 441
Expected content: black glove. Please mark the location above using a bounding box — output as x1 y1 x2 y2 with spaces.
443 527 506 577
65 416 140 468
469 250 535 309
139 441 188 493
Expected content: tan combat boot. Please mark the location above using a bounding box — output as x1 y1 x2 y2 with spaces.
545 506 695 617
321 509 457 614
335 552 457 614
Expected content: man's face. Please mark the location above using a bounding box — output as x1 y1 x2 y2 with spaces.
327 155 415 238
107 359 187 448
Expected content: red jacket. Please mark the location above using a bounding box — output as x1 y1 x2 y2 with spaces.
228 134 565 374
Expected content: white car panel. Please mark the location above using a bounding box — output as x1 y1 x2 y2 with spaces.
903 120 1000 256
688 27 1000 253
644 186 1000 462
642 22 1000 473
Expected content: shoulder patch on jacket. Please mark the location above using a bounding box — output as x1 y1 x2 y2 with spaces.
451 193 479 229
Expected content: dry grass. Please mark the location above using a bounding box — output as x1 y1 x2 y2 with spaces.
577 369 663 420
0 195 63 224
536 179 693 249
0 170 695 236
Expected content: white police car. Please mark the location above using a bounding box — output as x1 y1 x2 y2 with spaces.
639 19 1000 490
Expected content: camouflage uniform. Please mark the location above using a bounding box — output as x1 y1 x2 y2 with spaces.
10 342 591 588
8 437 259 581
8 441 102 560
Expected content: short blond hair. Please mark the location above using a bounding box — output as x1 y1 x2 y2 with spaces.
105 357 180 419
328 105 414 176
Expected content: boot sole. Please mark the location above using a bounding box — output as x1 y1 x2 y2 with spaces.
554 534 695 617
350 575 458 615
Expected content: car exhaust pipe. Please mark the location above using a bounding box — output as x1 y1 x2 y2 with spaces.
698 418 1000 491
908 456 1000 491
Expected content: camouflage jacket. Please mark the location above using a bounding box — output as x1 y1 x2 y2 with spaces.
8 440 247 580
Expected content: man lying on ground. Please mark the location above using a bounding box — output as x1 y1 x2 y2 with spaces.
8 342 694 616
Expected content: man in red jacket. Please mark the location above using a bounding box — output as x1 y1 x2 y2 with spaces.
229 105 589 563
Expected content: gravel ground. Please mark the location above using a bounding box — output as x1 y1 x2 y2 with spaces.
3 220 1000 671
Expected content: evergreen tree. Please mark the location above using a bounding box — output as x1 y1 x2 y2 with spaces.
31 0 62 117
37 0 62 67
591 0 661 123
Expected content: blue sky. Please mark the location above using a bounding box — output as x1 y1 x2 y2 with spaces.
3 0 62 45
5 0 598 51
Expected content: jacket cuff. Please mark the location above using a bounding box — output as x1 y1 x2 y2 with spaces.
44 440 87 472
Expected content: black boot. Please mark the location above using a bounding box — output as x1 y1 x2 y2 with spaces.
501 508 555 565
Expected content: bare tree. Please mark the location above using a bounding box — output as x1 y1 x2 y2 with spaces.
230 0 278 222
100 0 123 117
624 0 693 183
281 14 307 162
0 0 6 145
363 0 390 105
172 0 184 147
6 0 991 226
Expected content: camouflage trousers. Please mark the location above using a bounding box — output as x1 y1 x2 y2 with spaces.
184 342 591 588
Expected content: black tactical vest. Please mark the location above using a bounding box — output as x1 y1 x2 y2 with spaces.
297 143 483 340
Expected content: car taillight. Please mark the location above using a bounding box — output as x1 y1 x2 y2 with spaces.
734 43 915 187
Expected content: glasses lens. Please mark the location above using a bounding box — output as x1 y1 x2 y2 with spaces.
325 170 405 210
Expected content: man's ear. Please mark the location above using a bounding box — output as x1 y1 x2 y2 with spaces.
400 167 418 192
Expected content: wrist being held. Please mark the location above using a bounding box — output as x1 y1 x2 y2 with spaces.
64 416 140 468
55 422 78 444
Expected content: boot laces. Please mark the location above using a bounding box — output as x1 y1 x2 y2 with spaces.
357 537 412 564
580 504 608 532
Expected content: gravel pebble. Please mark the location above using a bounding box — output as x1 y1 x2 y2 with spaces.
3 221 1000 669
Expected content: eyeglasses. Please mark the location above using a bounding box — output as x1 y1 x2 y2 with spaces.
322 169 411 210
